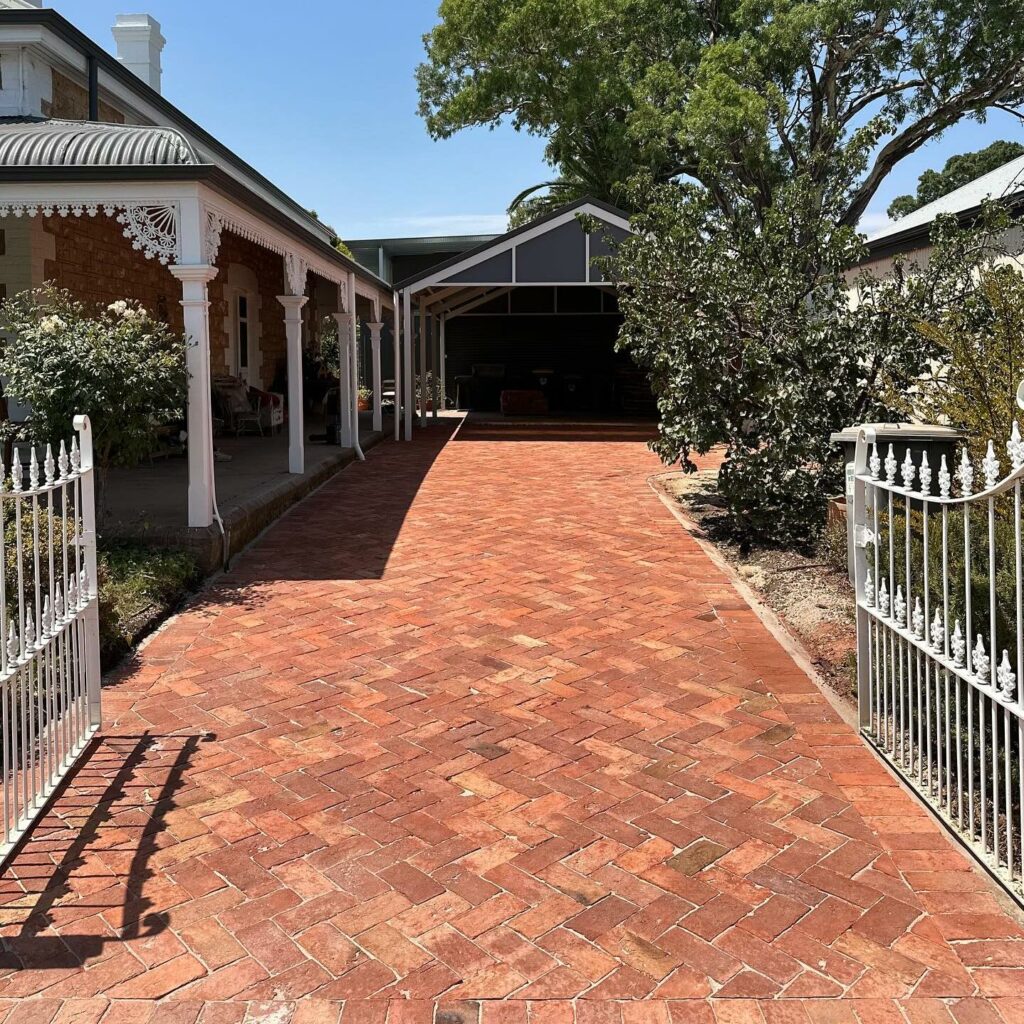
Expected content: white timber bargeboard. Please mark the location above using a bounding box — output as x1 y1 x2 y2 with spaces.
404 202 631 293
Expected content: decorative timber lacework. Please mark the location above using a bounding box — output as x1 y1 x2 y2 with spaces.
0 201 180 264
204 208 223 265
283 252 308 295
201 201 348 287
850 406 1024 904
114 204 178 264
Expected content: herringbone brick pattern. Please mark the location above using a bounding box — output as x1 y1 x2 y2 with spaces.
0 417 1022 1021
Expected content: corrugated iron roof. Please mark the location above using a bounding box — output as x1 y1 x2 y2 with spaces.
0 117 200 167
869 153 1024 243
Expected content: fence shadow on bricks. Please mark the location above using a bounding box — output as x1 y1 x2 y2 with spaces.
0 731 207 974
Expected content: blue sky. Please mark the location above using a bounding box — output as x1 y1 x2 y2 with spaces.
50 1 1024 241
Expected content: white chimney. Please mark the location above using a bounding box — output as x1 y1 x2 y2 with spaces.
111 14 165 94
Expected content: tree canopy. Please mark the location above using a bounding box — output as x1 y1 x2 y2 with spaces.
419 1 1024 542
887 140 1024 219
419 1 1024 229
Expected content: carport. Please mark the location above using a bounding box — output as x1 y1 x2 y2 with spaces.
392 198 636 440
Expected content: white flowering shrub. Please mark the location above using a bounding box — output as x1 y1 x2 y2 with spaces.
1 285 187 478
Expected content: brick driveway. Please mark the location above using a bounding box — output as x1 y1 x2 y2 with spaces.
1 417 1022 1023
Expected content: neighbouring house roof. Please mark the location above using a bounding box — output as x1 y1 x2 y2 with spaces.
864 153 1024 260
348 232 501 285
348 233 499 270
0 117 199 167
349 233 499 258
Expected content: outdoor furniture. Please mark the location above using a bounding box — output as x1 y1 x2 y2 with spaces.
500 388 548 416
457 363 506 410
250 386 284 433
212 376 263 436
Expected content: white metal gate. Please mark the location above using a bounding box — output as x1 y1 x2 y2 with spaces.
1 415 101 869
851 421 1024 900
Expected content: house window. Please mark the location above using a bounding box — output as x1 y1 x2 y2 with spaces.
237 294 249 372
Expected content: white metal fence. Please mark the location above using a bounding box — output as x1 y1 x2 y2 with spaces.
851 420 1024 900
0 415 101 870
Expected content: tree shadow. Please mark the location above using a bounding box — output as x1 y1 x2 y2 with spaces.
0 730 208 972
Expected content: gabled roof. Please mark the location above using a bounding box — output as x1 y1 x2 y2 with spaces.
0 118 198 167
395 197 631 293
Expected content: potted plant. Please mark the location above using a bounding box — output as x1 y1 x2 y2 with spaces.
357 386 373 412
415 371 442 412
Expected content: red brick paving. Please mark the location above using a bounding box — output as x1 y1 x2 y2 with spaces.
0 418 1022 1020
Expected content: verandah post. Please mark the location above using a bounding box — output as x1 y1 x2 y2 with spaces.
73 414 102 731
853 425 876 731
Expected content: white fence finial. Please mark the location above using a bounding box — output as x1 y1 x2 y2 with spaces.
1009 421 1024 470
958 448 974 496
982 439 1000 490
884 444 897 484
938 454 951 497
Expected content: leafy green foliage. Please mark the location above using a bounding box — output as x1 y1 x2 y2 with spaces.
883 210 1024 458
888 141 1024 220
418 0 698 220
609 186 1010 547
0 286 187 474
419 1 1024 228
97 543 200 668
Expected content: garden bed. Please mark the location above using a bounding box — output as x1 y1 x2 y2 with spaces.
655 469 858 704
97 542 202 670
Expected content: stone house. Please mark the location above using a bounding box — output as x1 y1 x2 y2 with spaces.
0 1 397 558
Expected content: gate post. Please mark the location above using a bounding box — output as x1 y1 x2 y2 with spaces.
852 425 875 732
74 414 102 731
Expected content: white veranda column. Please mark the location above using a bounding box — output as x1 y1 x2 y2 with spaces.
432 315 440 420
418 299 428 427
278 294 307 474
440 312 447 416
333 310 353 447
403 289 413 440
392 290 402 441
367 320 384 433
348 274 364 461
169 263 218 528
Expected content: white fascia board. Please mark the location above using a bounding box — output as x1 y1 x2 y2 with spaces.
0 177 202 204
410 202 632 291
